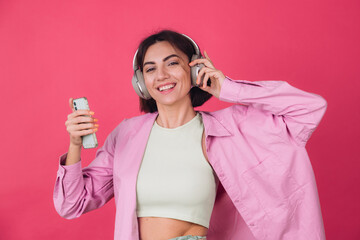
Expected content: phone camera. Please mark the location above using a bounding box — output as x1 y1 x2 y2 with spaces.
75 107 77 110
74 102 77 106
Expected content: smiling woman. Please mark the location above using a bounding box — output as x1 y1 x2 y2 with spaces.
132 32 218 239
133 31 212 114
142 41 193 115
54 29 327 240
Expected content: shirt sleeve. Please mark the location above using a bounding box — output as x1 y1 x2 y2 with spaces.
53 123 121 219
219 77 327 147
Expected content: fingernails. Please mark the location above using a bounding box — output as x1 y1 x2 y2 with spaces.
89 111 95 115
94 128 98 132
94 124 99 127
94 118 99 122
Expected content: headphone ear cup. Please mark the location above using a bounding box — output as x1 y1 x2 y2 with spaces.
190 54 205 86
132 69 152 99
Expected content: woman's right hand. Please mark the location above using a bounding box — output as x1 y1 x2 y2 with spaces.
65 98 99 147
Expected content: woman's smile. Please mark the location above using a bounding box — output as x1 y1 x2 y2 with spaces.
143 41 192 107
157 82 176 93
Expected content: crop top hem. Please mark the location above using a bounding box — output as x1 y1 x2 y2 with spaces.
136 210 210 228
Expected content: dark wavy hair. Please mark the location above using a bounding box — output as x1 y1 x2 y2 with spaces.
135 30 212 113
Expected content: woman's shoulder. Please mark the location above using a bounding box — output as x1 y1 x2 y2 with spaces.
123 112 157 124
199 104 277 133
200 104 250 122
113 112 157 133
202 103 280 122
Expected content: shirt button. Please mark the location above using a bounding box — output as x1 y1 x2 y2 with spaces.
249 223 255 227
219 173 225 177
235 199 240 203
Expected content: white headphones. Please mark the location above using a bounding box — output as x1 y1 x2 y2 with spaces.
131 34 204 99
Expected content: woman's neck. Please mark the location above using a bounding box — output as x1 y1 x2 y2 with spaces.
156 98 196 129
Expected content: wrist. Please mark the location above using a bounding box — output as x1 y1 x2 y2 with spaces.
69 142 82 150
66 143 82 165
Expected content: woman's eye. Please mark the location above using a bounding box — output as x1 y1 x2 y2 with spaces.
145 67 155 73
169 61 179 66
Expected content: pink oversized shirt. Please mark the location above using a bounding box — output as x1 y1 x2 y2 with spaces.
54 77 327 239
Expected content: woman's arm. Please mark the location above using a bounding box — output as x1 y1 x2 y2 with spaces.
190 52 327 147
53 98 117 219
219 77 327 147
65 143 82 165
53 125 118 219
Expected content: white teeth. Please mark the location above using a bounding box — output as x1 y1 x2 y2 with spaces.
159 84 175 92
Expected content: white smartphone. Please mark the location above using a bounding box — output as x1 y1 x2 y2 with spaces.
72 97 98 149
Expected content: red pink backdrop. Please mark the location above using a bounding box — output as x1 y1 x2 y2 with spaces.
0 0 359 239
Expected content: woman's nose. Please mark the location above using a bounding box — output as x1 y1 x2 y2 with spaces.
156 66 169 81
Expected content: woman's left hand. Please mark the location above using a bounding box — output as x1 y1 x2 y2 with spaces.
189 51 226 98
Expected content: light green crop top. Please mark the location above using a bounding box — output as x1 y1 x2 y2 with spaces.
136 113 218 228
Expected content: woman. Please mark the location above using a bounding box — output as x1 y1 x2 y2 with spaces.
54 30 327 240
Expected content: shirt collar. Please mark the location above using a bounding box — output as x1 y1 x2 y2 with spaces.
199 111 232 137
145 111 232 137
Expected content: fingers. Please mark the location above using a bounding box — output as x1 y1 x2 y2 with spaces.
69 98 75 112
189 51 214 68
67 115 97 124
66 112 97 127
189 58 214 68
194 64 225 99
204 51 208 57
204 51 212 62
203 71 212 89
201 70 217 89
196 64 219 85
65 113 99 137
70 128 99 137
68 122 99 134
66 99 98 139
67 109 94 120
189 55 215 69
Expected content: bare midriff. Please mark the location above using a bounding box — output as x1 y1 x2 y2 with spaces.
138 217 208 240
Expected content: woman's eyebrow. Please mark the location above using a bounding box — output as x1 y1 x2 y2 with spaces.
163 54 179 62
143 54 180 67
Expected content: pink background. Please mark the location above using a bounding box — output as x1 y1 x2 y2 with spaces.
1 0 359 239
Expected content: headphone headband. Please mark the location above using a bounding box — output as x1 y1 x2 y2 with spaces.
181 33 200 56
132 49 139 71
132 34 200 71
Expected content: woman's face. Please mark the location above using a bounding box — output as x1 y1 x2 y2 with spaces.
142 41 192 108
